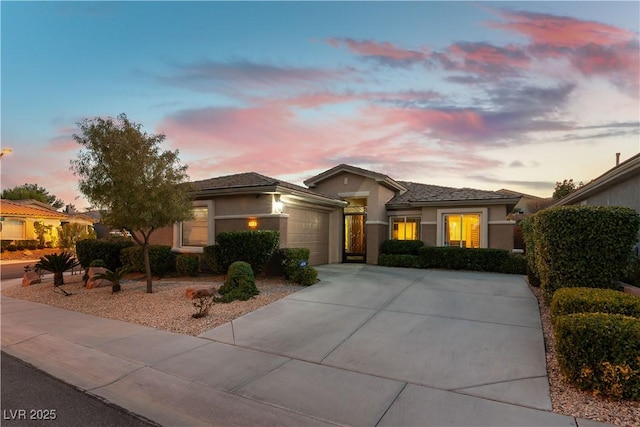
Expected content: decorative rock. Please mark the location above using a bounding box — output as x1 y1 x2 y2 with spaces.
185 287 216 300
22 271 41 287
86 267 113 289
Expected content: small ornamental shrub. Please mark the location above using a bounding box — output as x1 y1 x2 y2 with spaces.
381 239 425 255
293 266 318 286
192 294 216 318
499 254 527 275
551 287 640 320
76 238 135 270
92 266 131 293
1 240 12 251
120 245 175 276
218 261 259 303
204 230 279 275
16 242 26 251
553 313 640 400
7 244 17 252
35 251 80 290
176 254 200 277
25 240 38 250
279 248 311 279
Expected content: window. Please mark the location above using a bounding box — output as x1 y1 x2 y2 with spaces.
181 207 208 247
392 217 420 240
1 219 25 240
443 213 480 248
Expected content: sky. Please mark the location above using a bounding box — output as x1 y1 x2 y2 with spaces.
1 1 639 210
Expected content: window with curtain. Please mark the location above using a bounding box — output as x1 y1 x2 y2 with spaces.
1 219 25 240
443 213 480 248
181 207 208 247
391 217 420 240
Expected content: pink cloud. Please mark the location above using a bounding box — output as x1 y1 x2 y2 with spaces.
327 37 430 64
489 10 636 48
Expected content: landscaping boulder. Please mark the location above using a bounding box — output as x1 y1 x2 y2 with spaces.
86 267 113 289
21 271 41 287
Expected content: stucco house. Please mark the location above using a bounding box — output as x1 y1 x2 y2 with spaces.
156 164 520 266
0 199 95 245
552 152 640 214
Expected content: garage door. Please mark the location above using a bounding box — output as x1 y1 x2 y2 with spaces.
286 206 330 265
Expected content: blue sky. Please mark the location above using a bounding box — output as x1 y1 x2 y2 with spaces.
2 1 639 209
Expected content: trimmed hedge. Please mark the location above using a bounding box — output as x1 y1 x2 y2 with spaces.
531 206 640 300
76 238 135 270
203 230 279 275
378 248 526 274
218 261 259 302
176 254 199 277
553 313 640 399
380 239 425 255
520 217 540 287
120 245 175 277
551 287 640 320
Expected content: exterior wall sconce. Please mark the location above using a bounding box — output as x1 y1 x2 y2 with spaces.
248 219 258 229
273 195 284 214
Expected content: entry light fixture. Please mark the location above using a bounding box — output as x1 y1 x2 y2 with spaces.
273 195 284 214
248 218 258 229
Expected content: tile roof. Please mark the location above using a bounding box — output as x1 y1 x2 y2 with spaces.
192 172 340 201
304 164 406 192
0 199 68 219
388 181 518 205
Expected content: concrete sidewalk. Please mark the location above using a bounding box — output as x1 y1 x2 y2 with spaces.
1 264 613 426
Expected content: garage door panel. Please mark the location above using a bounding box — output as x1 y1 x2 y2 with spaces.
287 207 330 266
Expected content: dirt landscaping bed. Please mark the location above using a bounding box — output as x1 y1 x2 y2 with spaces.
2 273 304 336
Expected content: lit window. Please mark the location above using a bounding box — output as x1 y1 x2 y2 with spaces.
444 213 480 248
1 219 25 240
392 217 420 240
182 207 208 247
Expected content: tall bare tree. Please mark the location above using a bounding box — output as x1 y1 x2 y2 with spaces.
71 114 193 293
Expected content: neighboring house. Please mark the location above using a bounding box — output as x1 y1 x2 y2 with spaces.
0 199 95 244
552 152 640 214
496 189 549 216
154 164 520 266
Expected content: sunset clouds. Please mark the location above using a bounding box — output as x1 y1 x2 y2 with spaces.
2 2 638 208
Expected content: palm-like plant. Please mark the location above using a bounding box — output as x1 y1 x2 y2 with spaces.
92 266 130 293
35 252 80 292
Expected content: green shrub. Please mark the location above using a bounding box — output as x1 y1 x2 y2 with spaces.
378 254 420 268
25 240 38 250
621 256 640 286
278 248 311 279
120 245 175 276
1 240 12 251
499 254 527 275
176 254 200 277
76 238 135 270
520 217 541 287
204 230 279 275
218 261 259 303
7 244 17 252
532 206 640 300
16 242 25 251
418 247 511 271
292 266 318 286
381 239 425 255
551 287 640 320
554 313 640 399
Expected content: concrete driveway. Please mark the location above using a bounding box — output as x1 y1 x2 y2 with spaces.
2 264 600 426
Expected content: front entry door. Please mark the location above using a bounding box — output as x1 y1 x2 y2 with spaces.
344 211 366 262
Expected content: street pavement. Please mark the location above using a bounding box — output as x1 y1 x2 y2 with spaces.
1 264 616 426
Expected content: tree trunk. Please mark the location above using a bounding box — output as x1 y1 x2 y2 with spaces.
54 272 64 287
143 243 153 293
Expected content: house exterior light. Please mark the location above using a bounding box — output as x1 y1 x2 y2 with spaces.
248 218 258 228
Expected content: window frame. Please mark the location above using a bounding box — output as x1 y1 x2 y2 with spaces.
390 216 421 241
173 200 214 253
436 208 488 248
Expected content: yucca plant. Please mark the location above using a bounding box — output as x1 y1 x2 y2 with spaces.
35 252 80 294
92 266 131 293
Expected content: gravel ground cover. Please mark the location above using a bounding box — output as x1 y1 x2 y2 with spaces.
2 271 638 426
2 273 304 337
